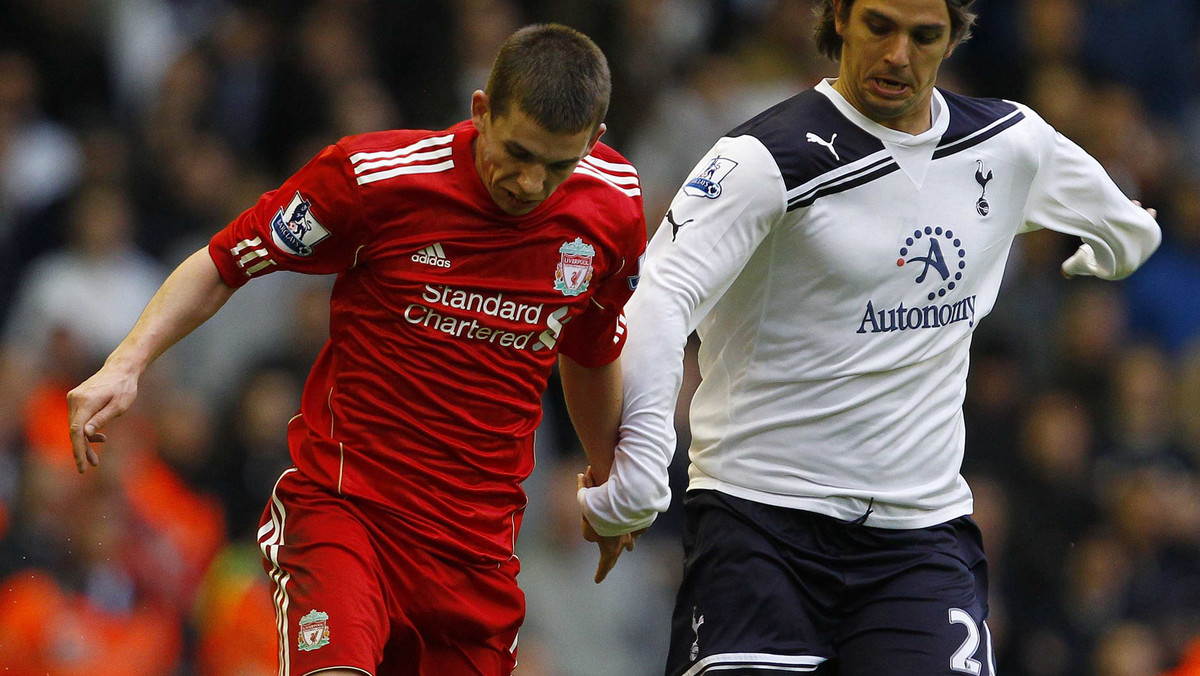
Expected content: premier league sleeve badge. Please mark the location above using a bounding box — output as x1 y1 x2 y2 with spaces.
684 156 739 199
271 191 332 256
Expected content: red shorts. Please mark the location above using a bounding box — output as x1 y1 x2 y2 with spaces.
257 468 524 676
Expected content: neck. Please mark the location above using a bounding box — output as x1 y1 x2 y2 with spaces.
830 77 934 136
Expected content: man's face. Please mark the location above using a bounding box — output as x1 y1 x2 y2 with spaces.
833 0 957 134
471 91 604 216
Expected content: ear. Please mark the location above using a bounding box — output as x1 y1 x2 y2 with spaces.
832 0 847 35
471 90 489 133
584 123 607 156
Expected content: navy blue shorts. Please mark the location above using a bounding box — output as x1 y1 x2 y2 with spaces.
666 490 995 675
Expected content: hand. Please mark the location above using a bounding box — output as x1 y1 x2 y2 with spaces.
1061 201 1157 279
66 363 140 473
1132 199 1158 221
577 471 643 583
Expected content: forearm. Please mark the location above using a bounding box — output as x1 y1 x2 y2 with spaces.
106 247 236 375
577 288 687 536
1024 118 1162 279
558 354 622 482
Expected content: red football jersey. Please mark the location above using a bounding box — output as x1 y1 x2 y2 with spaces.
209 120 646 564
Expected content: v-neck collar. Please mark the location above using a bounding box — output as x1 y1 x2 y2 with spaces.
815 79 949 189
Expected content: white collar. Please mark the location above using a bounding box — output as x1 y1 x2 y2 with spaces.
815 78 948 147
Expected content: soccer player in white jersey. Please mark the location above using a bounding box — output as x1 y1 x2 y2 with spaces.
577 0 1162 673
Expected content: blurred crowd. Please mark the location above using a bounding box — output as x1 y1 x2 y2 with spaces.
0 0 1197 674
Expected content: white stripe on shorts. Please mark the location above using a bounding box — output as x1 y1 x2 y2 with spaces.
260 468 298 676
682 652 827 675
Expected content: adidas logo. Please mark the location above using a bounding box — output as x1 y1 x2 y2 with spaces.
412 243 451 268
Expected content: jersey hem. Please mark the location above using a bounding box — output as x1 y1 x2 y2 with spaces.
687 478 973 530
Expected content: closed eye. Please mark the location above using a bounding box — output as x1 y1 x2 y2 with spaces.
914 28 944 45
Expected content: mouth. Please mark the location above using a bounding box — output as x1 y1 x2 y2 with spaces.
870 76 912 98
500 187 538 210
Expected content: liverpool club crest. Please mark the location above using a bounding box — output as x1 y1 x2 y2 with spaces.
554 238 595 297
298 609 331 651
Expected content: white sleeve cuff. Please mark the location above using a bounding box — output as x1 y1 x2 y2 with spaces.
578 483 660 538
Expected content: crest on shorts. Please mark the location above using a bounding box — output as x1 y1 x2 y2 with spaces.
554 238 595 297
298 609 331 651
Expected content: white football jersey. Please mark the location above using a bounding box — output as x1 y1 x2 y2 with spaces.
581 79 1161 535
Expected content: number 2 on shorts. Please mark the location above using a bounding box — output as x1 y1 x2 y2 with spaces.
948 608 983 675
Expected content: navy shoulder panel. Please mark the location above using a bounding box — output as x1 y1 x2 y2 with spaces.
727 89 886 193
934 90 1025 159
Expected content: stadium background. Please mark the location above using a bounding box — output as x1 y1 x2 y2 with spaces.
0 0 1198 673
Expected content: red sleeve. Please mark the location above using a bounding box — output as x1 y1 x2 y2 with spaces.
208 143 368 287
558 216 648 367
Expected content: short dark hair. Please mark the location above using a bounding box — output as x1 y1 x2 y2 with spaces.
485 24 611 134
813 0 977 60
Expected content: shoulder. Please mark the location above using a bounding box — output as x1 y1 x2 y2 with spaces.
337 125 461 160
727 89 887 194
934 89 1040 159
569 141 644 210
561 142 645 252
335 124 462 186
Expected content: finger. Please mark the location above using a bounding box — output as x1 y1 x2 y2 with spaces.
595 542 624 583
576 473 585 491
79 399 129 469
69 426 89 473
1147 208 1157 219
68 399 105 472
85 398 128 439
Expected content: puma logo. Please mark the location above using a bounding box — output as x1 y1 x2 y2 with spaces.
666 209 694 241
806 132 839 160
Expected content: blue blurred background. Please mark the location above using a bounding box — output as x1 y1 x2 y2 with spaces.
0 0 1198 674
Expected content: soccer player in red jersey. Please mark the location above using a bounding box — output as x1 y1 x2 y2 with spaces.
66 24 646 676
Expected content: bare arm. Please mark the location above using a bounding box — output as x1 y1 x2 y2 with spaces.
67 247 237 472
558 354 622 482
558 354 640 582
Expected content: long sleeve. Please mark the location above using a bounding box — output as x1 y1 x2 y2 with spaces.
578 135 787 536
1019 104 1161 279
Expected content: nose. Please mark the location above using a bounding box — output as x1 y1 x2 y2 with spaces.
882 34 911 67
517 164 546 196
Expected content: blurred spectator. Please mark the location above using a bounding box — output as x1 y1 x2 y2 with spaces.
192 544 277 676
0 0 112 124
1052 280 1129 417
1082 0 1199 124
209 363 306 540
2 183 164 368
517 457 677 676
1125 179 1200 355
1092 622 1166 676
0 50 83 321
